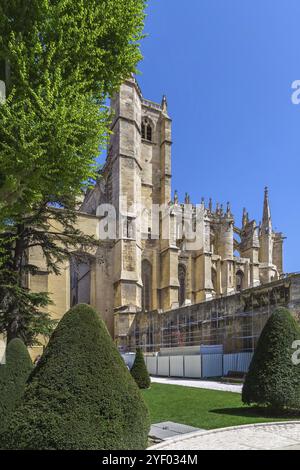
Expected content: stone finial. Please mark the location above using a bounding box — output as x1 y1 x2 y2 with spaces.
220 204 224 216
161 95 168 113
184 192 190 204
216 202 220 214
242 207 248 228
174 190 178 204
209 198 213 212
226 201 231 216
201 197 205 206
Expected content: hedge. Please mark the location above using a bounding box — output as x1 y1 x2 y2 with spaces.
0 338 33 432
130 348 150 389
242 307 300 411
0 304 150 449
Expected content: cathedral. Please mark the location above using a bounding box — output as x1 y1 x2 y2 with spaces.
29 77 284 351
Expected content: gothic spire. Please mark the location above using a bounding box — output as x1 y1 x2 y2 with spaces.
184 192 190 204
242 207 248 228
226 201 231 217
262 186 272 233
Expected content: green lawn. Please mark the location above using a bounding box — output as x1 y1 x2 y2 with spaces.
142 383 299 430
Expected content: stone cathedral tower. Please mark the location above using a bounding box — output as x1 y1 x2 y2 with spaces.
81 77 180 346
79 77 285 347
28 77 285 351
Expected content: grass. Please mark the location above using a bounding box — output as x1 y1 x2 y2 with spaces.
142 383 300 430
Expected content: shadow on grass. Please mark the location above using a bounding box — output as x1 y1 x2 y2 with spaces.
210 406 300 420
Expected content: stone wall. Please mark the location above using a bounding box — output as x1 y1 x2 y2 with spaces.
127 274 300 354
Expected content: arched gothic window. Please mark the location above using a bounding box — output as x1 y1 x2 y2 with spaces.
142 259 152 312
236 270 244 292
70 256 91 306
178 264 186 306
141 117 153 142
211 267 217 293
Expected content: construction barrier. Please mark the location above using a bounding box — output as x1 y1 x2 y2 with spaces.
170 355 184 377
184 355 202 378
145 356 158 375
157 356 170 376
223 352 253 375
201 353 223 378
144 352 253 378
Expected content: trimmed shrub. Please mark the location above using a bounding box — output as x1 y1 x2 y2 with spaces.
242 307 300 411
0 338 33 431
0 304 150 450
130 348 151 389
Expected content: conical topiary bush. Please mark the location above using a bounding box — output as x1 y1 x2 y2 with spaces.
242 307 300 411
130 348 151 389
0 304 150 449
0 338 33 432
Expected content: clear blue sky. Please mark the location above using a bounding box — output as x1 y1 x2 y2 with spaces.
134 0 300 274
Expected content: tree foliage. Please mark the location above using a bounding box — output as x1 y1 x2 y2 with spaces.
242 307 300 411
0 0 146 216
0 338 33 432
131 348 151 389
0 304 150 450
0 0 146 343
0 205 97 345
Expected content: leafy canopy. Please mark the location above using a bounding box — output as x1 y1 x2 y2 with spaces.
0 0 146 218
0 0 146 344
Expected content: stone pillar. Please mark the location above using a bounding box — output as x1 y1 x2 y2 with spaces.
160 101 172 205
158 202 179 310
273 232 284 275
160 246 180 310
194 214 214 301
218 217 234 294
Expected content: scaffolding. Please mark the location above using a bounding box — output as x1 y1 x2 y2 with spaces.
127 280 291 354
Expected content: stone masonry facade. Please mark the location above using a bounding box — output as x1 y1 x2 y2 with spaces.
128 273 300 354
28 77 287 353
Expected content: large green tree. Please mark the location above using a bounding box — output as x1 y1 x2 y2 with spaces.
0 0 145 217
0 0 146 343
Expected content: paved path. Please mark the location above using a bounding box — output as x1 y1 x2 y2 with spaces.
149 422 300 450
151 376 242 393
